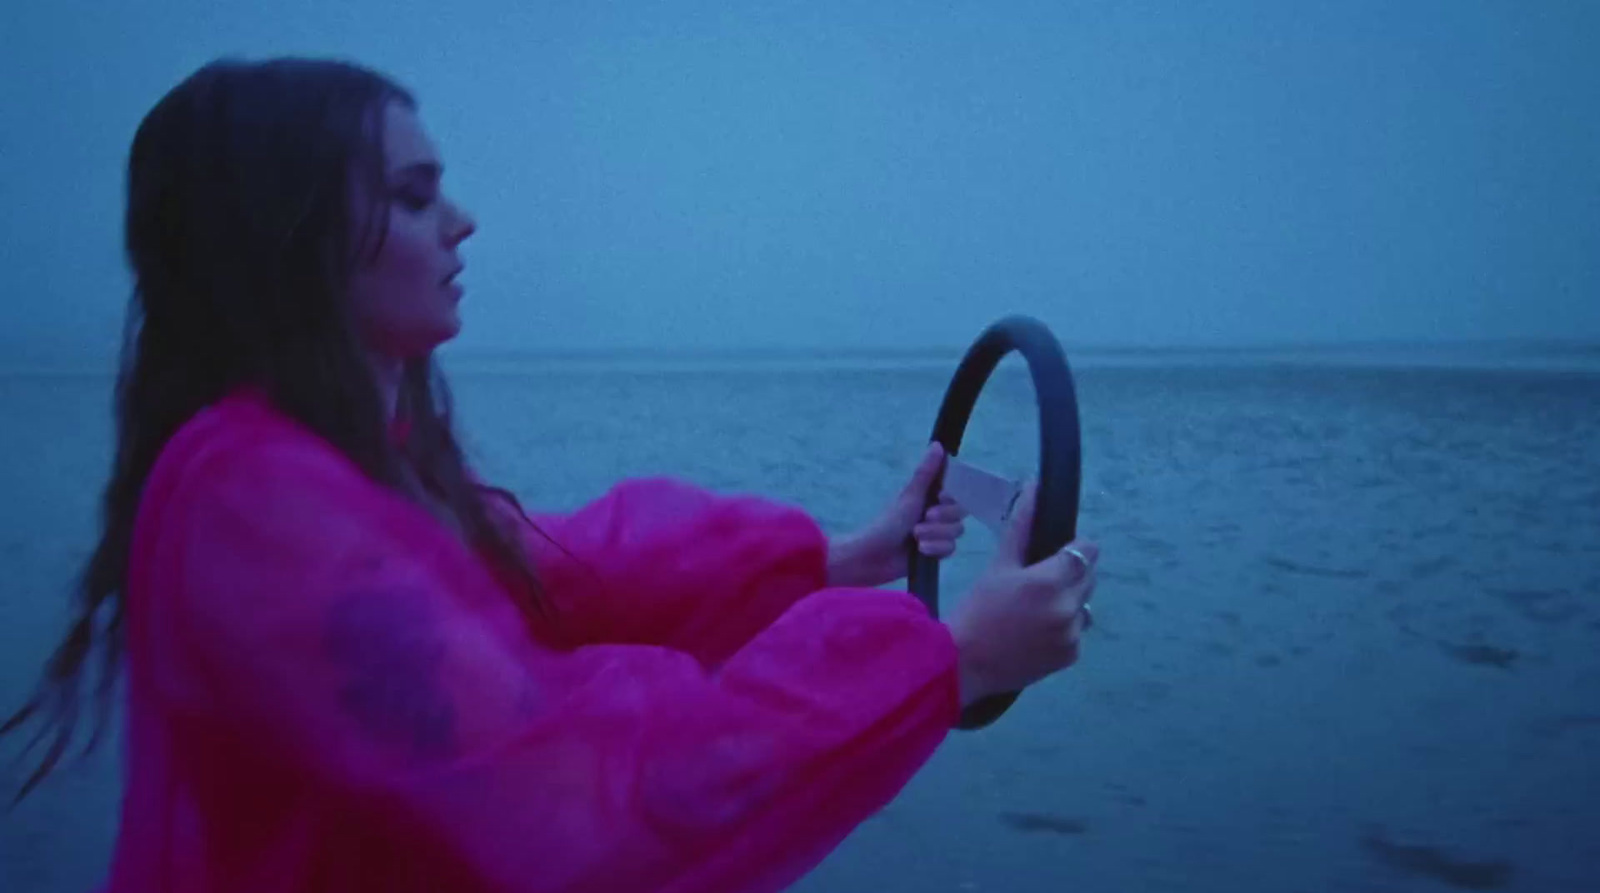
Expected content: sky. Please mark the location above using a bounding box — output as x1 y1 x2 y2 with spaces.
2 0 1597 358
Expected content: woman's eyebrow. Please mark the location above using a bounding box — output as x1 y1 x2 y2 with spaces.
390 161 442 182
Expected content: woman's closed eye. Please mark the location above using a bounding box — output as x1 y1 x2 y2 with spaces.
394 188 436 212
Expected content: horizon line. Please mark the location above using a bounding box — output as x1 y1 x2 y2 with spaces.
439 336 1600 357
1 336 1597 371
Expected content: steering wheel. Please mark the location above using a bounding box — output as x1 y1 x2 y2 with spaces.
907 314 1083 731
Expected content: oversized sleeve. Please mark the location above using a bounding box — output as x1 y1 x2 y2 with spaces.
496 477 842 666
155 441 960 893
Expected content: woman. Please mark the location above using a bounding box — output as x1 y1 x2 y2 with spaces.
3 57 1099 892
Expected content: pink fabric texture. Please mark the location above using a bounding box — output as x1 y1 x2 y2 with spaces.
102 390 960 892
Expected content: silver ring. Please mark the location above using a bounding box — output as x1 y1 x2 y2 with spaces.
1079 604 1094 630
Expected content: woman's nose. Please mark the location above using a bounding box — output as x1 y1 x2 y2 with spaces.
444 200 476 245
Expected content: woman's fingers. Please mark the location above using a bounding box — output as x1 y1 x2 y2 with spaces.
915 494 967 558
914 519 965 556
1063 540 1099 572
1067 606 1090 641
924 500 966 523
1033 541 1098 628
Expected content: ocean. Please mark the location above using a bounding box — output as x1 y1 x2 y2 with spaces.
1 348 1596 891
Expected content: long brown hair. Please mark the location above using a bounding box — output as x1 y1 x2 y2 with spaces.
2 57 549 804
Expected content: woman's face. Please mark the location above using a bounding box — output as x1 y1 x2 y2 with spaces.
347 101 476 361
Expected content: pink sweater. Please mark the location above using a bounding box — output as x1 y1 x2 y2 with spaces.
101 389 959 892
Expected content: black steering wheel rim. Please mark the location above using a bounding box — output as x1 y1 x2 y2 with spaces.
908 314 1083 731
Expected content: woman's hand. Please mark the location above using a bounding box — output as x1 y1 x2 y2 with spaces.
946 482 1098 706
827 443 968 589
